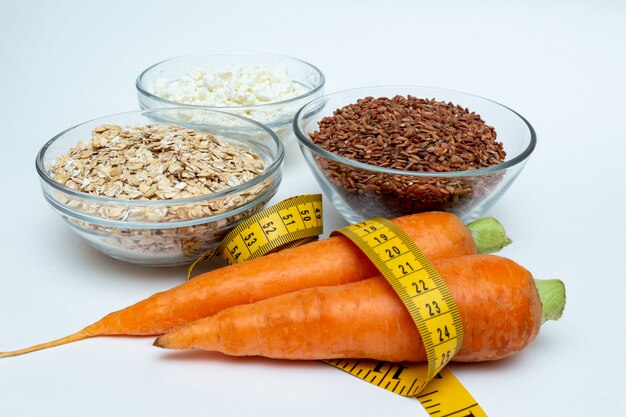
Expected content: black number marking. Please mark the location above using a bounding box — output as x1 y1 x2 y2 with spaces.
300 209 312 221
411 279 429 294
440 351 451 366
392 365 407 379
425 300 441 317
243 233 257 247
372 362 407 380
399 261 415 275
229 245 241 260
373 233 388 244
282 213 296 225
385 245 401 258
262 221 277 234
437 325 450 342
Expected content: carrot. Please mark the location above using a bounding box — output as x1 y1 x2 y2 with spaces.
154 255 566 362
0 212 510 358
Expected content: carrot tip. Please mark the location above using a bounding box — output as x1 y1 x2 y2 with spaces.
0 328 95 358
153 337 165 348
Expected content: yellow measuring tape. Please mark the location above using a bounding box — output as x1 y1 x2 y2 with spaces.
190 194 486 416
187 194 323 279
329 218 486 416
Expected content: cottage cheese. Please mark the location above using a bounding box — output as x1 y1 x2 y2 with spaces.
149 65 306 107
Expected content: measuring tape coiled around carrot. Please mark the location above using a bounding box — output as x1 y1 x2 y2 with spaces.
0 196 517 357
151 209 563 415
154 254 551 363
0 194 564 372
1 194 566 417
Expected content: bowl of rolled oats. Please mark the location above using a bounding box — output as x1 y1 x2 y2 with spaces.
36 108 283 266
294 86 536 223
136 52 325 141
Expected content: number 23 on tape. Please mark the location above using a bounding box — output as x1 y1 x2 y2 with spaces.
190 195 486 416
330 218 487 417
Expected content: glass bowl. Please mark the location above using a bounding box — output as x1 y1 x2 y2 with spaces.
36 108 284 266
294 86 536 223
136 52 325 141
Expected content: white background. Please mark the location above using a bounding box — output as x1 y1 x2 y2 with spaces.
1 1 625 416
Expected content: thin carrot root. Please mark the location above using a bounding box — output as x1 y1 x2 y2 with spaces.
0 325 99 358
154 255 563 363
0 213 512 358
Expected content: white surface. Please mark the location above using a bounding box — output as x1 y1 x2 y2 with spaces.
1 1 625 416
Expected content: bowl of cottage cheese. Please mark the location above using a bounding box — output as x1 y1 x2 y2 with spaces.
136 52 325 140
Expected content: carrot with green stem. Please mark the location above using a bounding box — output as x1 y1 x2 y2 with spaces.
0 212 510 358
155 255 566 362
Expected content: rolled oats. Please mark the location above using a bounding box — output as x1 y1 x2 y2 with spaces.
49 124 271 262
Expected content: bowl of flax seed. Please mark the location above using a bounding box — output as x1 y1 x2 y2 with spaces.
294 86 535 223
36 108 283 266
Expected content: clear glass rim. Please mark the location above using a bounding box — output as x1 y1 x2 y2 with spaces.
35 107 285 209
45 180 280 229
293 85 537 178
135 51 326 111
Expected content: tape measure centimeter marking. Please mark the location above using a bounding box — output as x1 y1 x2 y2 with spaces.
325 359 487 416
324 358 428 396
332 218 464 385
186 194 323 280
187 196 486 416
329 217 486 415
222 194 323 264
416 368 487 417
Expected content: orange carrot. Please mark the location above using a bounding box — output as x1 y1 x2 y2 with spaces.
154 255 565 362
0 212 508 358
